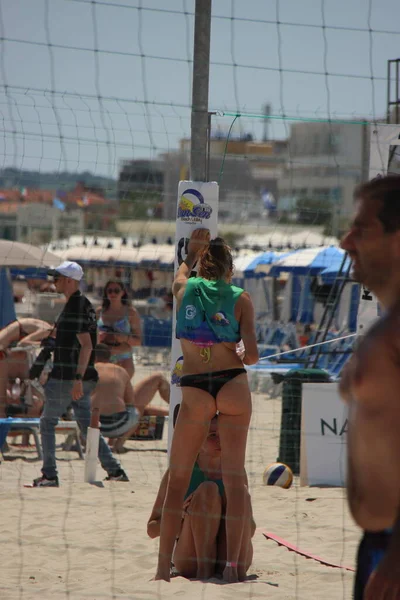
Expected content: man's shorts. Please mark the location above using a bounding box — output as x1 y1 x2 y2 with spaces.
99 406 140 439
354 530 392 599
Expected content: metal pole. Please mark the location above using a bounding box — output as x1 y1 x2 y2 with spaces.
206 112 212 182
396 59 400 124
387 59 391 124
190 0 212 182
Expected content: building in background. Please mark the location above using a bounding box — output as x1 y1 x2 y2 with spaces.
277 121 370 234
162 136 287 222
118 159 164 219
0 182 114 242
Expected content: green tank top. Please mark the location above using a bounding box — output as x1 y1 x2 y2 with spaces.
176 277 244 347
184 461 225 500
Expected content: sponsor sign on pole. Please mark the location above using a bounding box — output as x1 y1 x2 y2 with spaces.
357 124 400 334
168 181 219 453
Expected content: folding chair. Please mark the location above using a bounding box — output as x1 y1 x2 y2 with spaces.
138 316 172 367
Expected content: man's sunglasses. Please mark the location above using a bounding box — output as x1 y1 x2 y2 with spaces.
107 287 122 294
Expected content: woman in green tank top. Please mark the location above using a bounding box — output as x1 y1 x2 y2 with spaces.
155 229 259 583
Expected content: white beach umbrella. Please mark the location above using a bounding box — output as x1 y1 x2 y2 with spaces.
0 239 62 268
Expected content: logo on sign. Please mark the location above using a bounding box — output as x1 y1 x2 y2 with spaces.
211 312 230 326
177 188 212 223
185 305 196 320
361 286 373 301
171 356 184 386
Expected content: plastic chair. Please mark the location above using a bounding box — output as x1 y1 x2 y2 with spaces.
138 316 172 367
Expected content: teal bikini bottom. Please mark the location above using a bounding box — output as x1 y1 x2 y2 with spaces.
109 352 133 363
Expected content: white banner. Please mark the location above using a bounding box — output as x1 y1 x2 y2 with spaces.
301 383 348 487
168 181 219 453
356 124 400 334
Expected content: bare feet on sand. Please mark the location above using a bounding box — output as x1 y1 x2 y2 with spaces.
154 569 170 582
223 565 239 583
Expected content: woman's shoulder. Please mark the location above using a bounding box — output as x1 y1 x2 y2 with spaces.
127 305 139 317
95 306 102 317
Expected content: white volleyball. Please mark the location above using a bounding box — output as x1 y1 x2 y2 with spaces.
262 462 293 489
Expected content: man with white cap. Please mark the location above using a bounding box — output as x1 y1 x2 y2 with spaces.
32 261 128 486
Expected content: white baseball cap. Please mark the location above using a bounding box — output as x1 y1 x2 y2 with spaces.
48 260 83 282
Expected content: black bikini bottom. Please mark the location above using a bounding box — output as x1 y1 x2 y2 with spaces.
180 368 247 400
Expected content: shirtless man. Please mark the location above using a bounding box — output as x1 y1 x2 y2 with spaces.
339 175 400 599
91 344 170 451
0 318 53 352
0 318 53 418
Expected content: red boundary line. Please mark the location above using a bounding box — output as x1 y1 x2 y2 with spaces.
259 529 355 572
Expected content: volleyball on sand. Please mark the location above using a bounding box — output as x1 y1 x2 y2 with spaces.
262 463 293 489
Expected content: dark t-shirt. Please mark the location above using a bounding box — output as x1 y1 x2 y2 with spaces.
50 290 98 381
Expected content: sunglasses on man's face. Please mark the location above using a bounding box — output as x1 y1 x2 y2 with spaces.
107 287 122 294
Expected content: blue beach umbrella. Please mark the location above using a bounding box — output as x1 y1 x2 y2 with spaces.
232 253 262 286
243 251 293 279
269 246 346 278
319 255 352 285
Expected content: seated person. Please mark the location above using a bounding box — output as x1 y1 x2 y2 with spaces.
0 318 53 419
4 376 45 418
0 318 53 352
91 344 170 453
147 415 256 580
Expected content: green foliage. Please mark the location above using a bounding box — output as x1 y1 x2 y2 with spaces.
296 197 332 226
119 190 162 220
323 216 348 239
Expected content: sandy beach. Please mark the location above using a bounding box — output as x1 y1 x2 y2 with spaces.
0 366 359 600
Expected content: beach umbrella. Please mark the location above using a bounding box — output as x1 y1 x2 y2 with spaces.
269 246 345 277
232 253 261 286
0 239 61 268
319 255 352 285
243 251 291 278
58 245 128 266
280 274 315 324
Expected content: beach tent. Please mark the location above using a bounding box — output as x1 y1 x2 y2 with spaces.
232 253 262 286
243 251 292 278
269 246 346 277
280 274 315 324
231 253 273 317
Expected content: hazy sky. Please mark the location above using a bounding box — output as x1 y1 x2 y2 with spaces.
1 0 400 178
